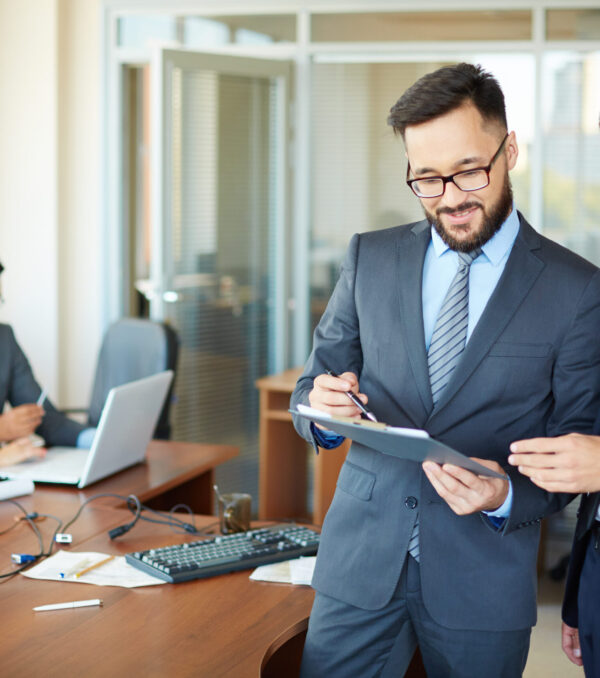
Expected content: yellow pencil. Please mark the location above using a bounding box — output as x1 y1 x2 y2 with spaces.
74 555 115 578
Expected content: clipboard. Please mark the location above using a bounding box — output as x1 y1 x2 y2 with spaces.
293 406 506 480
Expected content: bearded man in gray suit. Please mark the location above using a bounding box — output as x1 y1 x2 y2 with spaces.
291 63 600 677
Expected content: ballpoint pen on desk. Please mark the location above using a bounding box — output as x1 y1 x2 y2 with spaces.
325 369 378 423
33 599 103 612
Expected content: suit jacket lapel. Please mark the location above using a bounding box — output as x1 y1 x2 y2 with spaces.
427 214 545 422
397 220 433 416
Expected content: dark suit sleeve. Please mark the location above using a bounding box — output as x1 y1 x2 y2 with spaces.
1 325 84 447
291 234 364 448
503 270 600 534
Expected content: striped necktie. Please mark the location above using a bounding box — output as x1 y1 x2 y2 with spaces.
408 248 481 563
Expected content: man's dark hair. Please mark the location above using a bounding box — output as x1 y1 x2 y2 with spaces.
388 63 507 138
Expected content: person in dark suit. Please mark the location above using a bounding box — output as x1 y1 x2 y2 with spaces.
0 308 85 452
0 261 86 449
509 429 600 677
0 323 85 447
290 63 600 677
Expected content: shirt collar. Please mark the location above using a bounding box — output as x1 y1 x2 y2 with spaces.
430 205 520 265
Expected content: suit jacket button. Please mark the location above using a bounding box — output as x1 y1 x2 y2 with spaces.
405 496 418 509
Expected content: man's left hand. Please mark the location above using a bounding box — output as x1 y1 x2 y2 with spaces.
422 458 508 515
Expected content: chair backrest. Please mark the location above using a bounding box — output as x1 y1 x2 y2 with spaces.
260 616 427 678
87 318 179 439
260 618 308 678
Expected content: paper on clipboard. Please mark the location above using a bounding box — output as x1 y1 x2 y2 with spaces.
294 405 506 480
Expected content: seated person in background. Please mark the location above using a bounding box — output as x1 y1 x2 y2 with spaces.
0 323 91 449
0 437 46 467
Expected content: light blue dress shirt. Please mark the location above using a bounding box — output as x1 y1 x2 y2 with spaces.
314 207 521 519
422 207 520 350
422 207 520 520
77 428 97 449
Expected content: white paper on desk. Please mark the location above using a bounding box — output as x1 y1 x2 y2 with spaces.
249 556 316 586
21 550 165 588
0 477 34 500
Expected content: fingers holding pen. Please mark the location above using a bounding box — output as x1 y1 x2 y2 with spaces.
309 371 369 418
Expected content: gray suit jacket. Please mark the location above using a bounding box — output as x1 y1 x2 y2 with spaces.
291 214 600 632
0 324 84 446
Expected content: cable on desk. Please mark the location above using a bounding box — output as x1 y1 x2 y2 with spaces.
0 499 47 579
54 492 215 540
1 492 220 576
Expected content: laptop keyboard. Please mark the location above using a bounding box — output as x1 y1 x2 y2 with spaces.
125 523 320 583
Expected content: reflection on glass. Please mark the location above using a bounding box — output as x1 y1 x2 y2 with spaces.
165 67 280 505
235 28 274 45
183 17 230 47
212 14 295 43
117 15 177 48
118 13 295 48
546 10 600 40
542 52 600 266
311 11 531 42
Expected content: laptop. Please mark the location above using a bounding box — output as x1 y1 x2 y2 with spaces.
0 370 174 488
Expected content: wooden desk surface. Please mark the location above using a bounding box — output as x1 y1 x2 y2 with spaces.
74 439 237 505
0 512 315 678
2 440 238 517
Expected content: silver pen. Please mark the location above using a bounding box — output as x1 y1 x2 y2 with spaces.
325 369 378 422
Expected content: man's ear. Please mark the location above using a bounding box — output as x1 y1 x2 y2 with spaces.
505 131 518 171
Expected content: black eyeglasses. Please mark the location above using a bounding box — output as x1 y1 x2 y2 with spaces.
406 133 509 198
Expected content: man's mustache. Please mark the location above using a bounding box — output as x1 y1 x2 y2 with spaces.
436 201 482 216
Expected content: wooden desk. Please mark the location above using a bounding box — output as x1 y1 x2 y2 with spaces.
10 440 238 516
256 368 349 525
0 512 315 678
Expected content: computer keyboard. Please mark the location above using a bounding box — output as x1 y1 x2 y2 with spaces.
125 523 320 583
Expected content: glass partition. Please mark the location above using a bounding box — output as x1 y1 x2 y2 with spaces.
117 13 296 49
542 52 600 265
311 10 532 42
546 9 600 40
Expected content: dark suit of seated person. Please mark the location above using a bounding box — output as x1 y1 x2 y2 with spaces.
0 323 93 450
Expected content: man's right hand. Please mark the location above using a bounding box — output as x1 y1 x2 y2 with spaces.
562 621 583 666
308 371 368 427
0 404 44 442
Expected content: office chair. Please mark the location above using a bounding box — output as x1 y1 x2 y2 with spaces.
73 318 179 440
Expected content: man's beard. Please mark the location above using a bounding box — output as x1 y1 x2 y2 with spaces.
423 174 514 253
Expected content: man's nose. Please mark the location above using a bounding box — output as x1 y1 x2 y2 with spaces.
440 180 467 208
